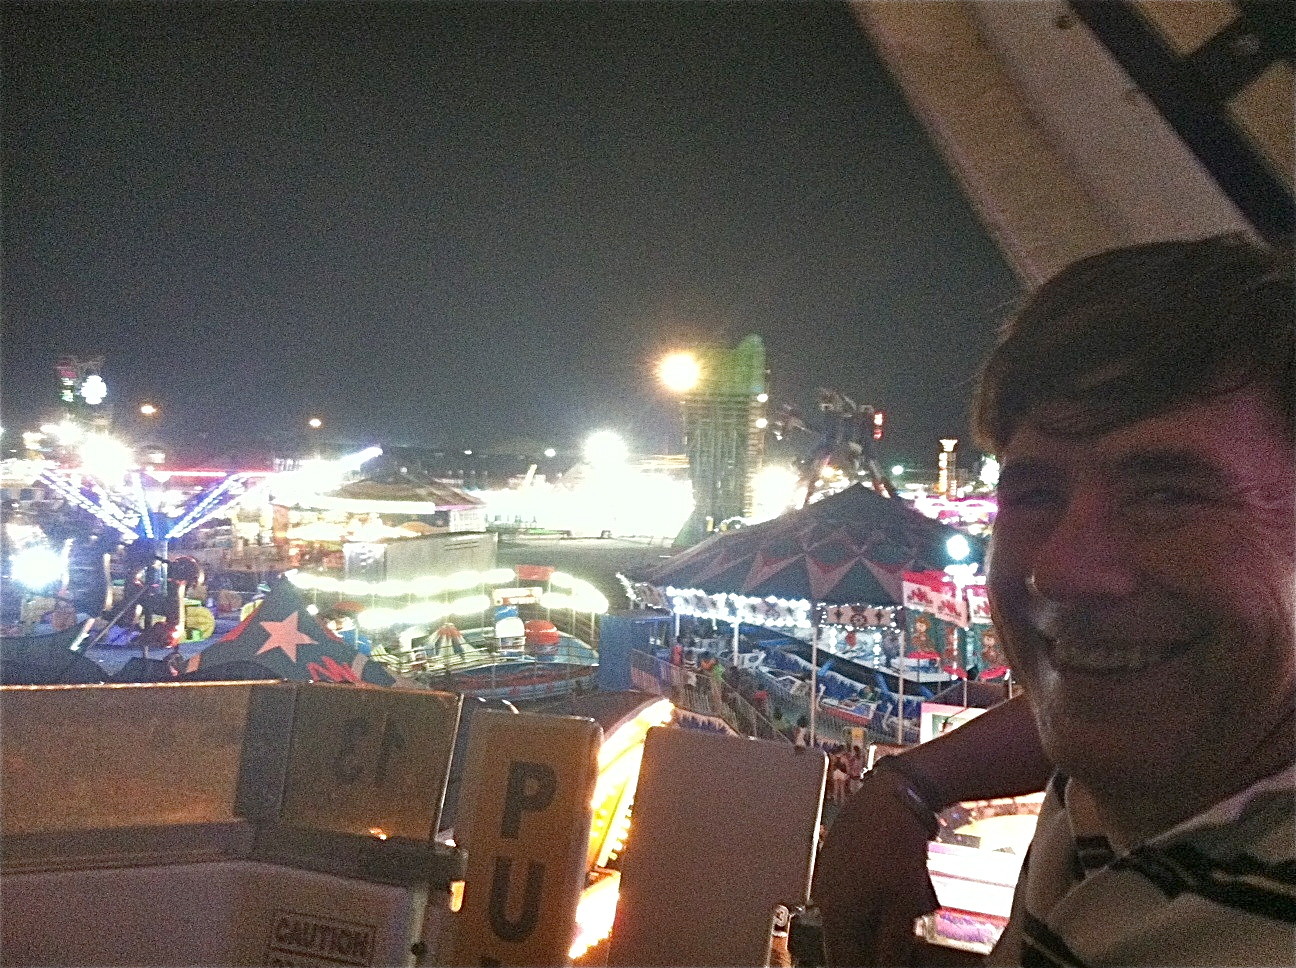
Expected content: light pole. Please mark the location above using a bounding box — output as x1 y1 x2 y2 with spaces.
938 438 959 499
657 338 768 544
304 416 324 461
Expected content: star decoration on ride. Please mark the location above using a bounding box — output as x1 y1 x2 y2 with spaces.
256 612 316 662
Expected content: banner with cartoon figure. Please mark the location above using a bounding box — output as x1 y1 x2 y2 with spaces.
902 571 969 628
902 571 1009 679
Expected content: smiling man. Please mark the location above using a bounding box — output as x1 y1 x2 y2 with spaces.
814 235 1294 966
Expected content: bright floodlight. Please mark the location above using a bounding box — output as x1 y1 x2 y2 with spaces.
78 433 135 481
307 417 323 429
750 464 800 522
891 464 905 476
80 374 108 405
336 446 383 473
544 447 557 459
946 534 972 562
658 352 702 394
139 402 159 416
43 420 84 445
12 546 66 590
584 430 628 466
979 455 1001 488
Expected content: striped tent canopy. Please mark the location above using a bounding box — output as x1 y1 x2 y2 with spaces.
638 483 985 606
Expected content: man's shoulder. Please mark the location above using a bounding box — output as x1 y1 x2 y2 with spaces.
993 769 1296 966
1154 763 1296 859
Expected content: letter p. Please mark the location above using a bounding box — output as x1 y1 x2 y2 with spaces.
500 761 556 839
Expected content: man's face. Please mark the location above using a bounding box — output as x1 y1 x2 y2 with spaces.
987 387 1296 796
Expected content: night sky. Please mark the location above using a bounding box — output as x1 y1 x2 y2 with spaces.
2 1 1020 465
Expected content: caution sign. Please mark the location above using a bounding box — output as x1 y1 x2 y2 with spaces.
265 911 376 966
448 711 602 966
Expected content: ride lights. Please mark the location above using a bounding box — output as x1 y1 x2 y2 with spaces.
412 575 447 597
570 871 622 961
339 578 373 597
446 570 483 591
408 600 449 624
575 591 610 614
660 585 813 629
76 433 135 482
287 571 323 592
10 544 68 591
657 351 702 394
359 607 398 630
449 593 491 615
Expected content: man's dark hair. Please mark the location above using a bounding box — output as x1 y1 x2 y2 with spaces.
972 234 1293 451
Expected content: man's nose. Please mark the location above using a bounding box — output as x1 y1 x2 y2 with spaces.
1027 492 1138 602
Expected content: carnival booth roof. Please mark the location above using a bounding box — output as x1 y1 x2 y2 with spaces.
330 471 483 510
638 483 984 605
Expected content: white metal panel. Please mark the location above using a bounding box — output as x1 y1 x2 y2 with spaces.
606 727 825 968
0 861 423 967
849 0 1286 284
971 2 1251 245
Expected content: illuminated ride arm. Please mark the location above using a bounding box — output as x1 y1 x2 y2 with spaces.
813 694 1050 967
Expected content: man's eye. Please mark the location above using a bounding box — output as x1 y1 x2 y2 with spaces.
1135 485 1210 507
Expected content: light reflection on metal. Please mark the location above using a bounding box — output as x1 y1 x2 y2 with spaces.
571 697 674 961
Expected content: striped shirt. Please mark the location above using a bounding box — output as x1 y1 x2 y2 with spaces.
987 766 1296 966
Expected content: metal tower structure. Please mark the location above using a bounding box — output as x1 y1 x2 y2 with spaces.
676 335 767 545
770 389 895 507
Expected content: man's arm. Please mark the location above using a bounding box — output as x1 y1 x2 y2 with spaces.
813 693 1050 967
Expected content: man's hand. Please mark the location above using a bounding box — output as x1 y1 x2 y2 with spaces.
813 768 942 967
813 698 1050 966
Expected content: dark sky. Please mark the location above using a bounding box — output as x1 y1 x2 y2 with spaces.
2 0 1019 464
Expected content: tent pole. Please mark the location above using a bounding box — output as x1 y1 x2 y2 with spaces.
896 653 905 745
810 619 819 749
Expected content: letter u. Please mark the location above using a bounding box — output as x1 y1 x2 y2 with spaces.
487 857 545 942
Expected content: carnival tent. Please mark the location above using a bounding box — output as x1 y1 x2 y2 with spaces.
183 579 395 685
306 469 484 516
0 619 105 685
635 483 985 606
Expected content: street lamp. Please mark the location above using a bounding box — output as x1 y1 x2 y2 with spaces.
139 403 159 417
307 417 323 430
